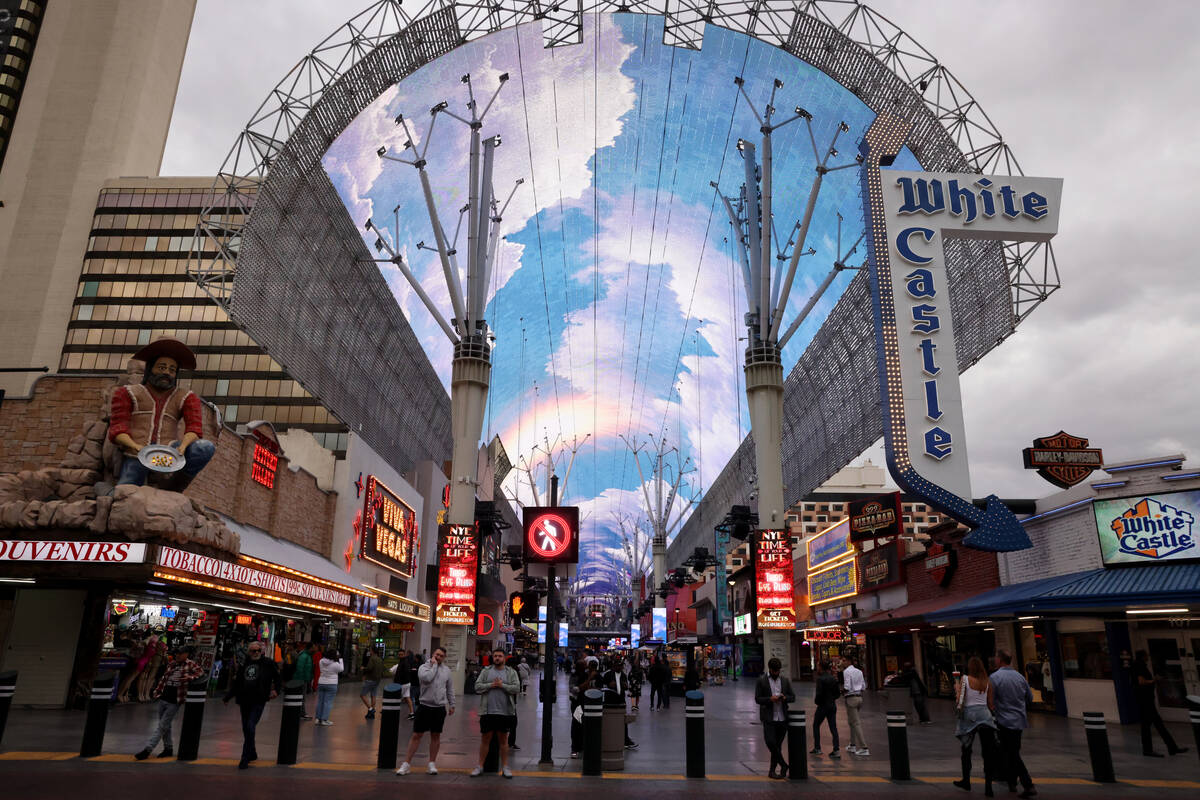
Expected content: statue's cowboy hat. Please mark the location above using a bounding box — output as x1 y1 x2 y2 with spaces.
132 338 197 371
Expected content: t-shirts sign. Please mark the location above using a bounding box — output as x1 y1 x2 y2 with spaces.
0 540 146 563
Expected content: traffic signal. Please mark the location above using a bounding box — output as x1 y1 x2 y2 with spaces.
509 591 524 620
509 590 539 622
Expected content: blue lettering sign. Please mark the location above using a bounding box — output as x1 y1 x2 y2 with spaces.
911 304 940 334
894 177 1051 223
896 176 945 214
904 268 936 298
924 380 943 421
924 427 952 460
947 179 977 224
918 338 940 376
1022 191 1048 219
896 227 934 264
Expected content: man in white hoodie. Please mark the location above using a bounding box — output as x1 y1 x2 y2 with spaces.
396 646 455 776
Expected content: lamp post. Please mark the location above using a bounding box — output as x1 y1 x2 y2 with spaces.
711 77 863 676
371 73 521 692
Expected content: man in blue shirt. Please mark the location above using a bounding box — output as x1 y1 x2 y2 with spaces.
990 649 1036 798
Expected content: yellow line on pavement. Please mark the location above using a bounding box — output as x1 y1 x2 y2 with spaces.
816 775 890 783
1126 779 1200 789
293 762 374 772
0 752 76 761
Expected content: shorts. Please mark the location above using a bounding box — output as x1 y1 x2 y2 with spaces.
413 703 447 734
401 684 411 699
480 713 515 734
361 680 379 698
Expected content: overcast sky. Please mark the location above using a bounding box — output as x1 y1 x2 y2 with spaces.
163 1 1200 504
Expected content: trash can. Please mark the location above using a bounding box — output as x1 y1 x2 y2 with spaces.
601 689 625 771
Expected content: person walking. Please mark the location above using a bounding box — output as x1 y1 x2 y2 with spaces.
360 646 385 720
842 654 869 757
470 648 520 779
517 656 531 696
134 645 203 760
408 650 423 713
294 642 314 720
953 657 999 796
900 662 932 724
990 649 1037 798
568 659 595 758
390 648 415 719
601 656 638 749
649 655 670 709
315 648 343 725
397 646 455 776
1133 650 1188 757
223 640 281 769
755 657 795 779
811 660 842 759
628 657 644 711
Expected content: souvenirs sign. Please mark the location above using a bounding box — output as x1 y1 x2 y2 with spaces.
1093 490 1199 566
0 540 146 563
1023 432 1104 489
361 476 420 578
848 492 903 542
434 523 478 625
859 114 1062 552
755 529 796 629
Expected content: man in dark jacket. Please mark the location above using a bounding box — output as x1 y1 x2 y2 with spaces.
811 660 842 759
754 657 795 778
900 662 931 724
223 640 281 769
601 657 637 749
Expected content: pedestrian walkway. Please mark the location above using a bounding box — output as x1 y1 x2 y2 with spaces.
2 673 1197 787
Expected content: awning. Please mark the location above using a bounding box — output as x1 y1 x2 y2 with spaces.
219 514 361 591
927 563 1200 621
851 592 979 631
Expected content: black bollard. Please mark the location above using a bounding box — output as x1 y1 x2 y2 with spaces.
176 677 208 761
377 683 404 770
0 670 15 748
885 710 911 781
685 690 704 778
1082 711 1116 783
1187 695 1200 763
80 671 116 757
276 679 304 766
582 688 603 777
788 708 808 780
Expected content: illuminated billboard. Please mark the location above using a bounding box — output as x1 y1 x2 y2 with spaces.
755 529 796 629
434 524 477 625
808 558 857 606
807 520 853 569
361 476 419 577
1094 490 1199 566
631 622 641 647
652 607 667 641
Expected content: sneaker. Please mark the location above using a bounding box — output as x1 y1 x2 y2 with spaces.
570 752 580 759
301 715 313 720
856 748 870 757
502 766 513 779
510 743 521 750
829 750 841 759
469 766 483 777
625 741 638 749
395 762 411 776
920 720 933 726
238 758 249 770
846 746 858 754
427 762 438 775
157 749 173 758
809 747 821 755
323 720 334 726
134 749 151 761
407 713 415 720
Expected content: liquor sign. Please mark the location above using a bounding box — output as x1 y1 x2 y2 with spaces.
434 523 478 625
808 558 857 606
361 476 420 578
924 542 957 587
1093 490 1200 566
859 114 1061 552
755 529 796 629
807 520 853 569
859 540 902 591
848 493 903 543
1023 432 1104 489
0 540 146 563
522 506 580 564
804 628 846 643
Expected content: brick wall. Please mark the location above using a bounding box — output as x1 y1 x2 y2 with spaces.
906 542 1000 602
0 373 334 558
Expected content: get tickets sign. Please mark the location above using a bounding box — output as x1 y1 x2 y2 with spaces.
859 114 1062 552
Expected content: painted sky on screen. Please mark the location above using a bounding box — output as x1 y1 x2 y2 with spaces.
322 15 918 595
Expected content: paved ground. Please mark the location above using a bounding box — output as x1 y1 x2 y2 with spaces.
2 673 1198 798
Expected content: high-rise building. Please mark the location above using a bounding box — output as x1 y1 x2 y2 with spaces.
59 176 350 455
0 0 194 398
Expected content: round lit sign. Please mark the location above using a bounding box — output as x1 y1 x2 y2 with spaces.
527 512 573 559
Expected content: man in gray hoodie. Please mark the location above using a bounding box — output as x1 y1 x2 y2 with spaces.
396 646 455 776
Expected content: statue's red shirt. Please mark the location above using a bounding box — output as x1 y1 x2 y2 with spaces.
108 385 203 444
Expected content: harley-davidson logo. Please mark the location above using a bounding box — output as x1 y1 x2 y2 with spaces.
1022 431 1103 489
925 542 957 587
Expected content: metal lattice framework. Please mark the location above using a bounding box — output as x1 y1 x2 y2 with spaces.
188 0 1059 512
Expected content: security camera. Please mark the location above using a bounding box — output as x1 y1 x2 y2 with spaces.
499 72 510 82
376 146 387 157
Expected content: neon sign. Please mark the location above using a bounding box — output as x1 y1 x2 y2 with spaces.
755 529 795 630
360 476 419 578
434 523 477 625
251 443 278 488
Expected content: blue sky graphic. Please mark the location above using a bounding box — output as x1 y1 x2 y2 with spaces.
323 15 917 596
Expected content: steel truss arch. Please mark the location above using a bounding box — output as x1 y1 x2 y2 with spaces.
187 0 1060 519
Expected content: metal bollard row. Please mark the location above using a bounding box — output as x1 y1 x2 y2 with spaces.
885 709 911 781
787 708 808 780
1082 711 1115 783
377 683 404 770
0 670 15 748
80 672 117 757
176 677 208 761
276 679 304 766
684 690 704 778
1190 702 1200 762
581 689 603 776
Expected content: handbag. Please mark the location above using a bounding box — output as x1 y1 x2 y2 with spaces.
955 674 967 721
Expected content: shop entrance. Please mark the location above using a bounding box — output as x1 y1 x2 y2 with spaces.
1140 631 1200 723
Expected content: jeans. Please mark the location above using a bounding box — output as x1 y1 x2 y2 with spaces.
845 695 866 749
117 439 215 486
911 692 931 723
144 699 181 751
316 684 337 720
995 725 1033 790
239 702 265 762
762 720 788 771
1140 703 1182 754
812 703 839 750
960 725 998 784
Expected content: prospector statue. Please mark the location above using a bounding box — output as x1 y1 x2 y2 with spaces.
108 338 214 491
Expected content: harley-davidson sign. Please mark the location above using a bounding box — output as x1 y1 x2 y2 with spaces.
924 542 957 587
1022 432 1103 489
